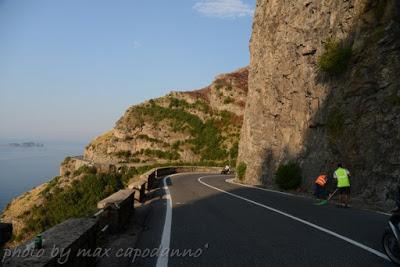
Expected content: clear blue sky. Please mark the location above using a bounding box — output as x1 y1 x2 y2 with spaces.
0 0 255 143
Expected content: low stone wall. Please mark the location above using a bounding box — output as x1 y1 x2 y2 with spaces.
175 166 221 174
3 218 98 266
97 189 135 233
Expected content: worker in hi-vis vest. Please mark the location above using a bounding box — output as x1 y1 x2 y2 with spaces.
314 174 328 199
333 163 351 208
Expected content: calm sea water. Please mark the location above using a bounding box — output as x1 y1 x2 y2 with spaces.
0 142 84 213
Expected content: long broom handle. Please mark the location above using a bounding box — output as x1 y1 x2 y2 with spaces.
327 188 338 201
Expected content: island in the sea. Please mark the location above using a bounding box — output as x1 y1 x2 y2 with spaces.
7 142 44 148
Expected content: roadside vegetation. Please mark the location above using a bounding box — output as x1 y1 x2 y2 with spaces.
275 162 302 190
237 162 247 180
13 164 160 243
15 167 123 242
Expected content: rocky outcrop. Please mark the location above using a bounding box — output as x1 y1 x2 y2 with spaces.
85 67 248 165
238 0 400 207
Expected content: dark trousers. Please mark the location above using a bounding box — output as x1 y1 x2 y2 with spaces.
314 184 327 199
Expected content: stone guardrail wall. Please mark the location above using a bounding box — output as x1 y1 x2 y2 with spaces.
2 165 221 266
2 218 98 266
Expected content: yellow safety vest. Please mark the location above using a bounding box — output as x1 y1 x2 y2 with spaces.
335 168 350 188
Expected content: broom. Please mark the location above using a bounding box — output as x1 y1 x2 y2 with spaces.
315 188 338 206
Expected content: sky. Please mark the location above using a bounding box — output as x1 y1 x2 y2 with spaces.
0 0 255 144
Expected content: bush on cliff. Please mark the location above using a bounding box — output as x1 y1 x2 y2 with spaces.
237 162 247 180
73 165 97 176
317 39 352 75
275 162 302 190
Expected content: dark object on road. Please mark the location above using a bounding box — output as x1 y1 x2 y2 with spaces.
221 165 232 175
221 169 232 175
383 213 400 264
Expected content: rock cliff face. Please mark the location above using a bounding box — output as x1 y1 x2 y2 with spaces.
238 0 400 206
85 67 248 166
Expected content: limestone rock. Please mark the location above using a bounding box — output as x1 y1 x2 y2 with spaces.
238 0 400 207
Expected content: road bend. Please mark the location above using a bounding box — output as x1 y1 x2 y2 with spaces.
134 173 393 267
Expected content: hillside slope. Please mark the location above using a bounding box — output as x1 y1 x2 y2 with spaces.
238 0 400 207
85 67 248 166
1 67 248 245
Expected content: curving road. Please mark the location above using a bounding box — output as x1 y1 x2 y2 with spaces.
134 173 393 266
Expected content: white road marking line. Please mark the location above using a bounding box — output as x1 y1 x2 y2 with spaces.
156 177 173 267
198 176 390 262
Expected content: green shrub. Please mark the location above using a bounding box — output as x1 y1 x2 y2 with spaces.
237 162 247 180
73 165 97 176
317 39 352 74
189 119 227 161
275 162 302 190
169 97 189 109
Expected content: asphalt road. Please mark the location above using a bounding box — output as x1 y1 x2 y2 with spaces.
135 173 393 267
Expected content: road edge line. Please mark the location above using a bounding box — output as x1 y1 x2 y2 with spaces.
198 176 390 262
156 177 173 267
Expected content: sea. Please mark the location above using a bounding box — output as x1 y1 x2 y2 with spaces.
0 141 85 213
